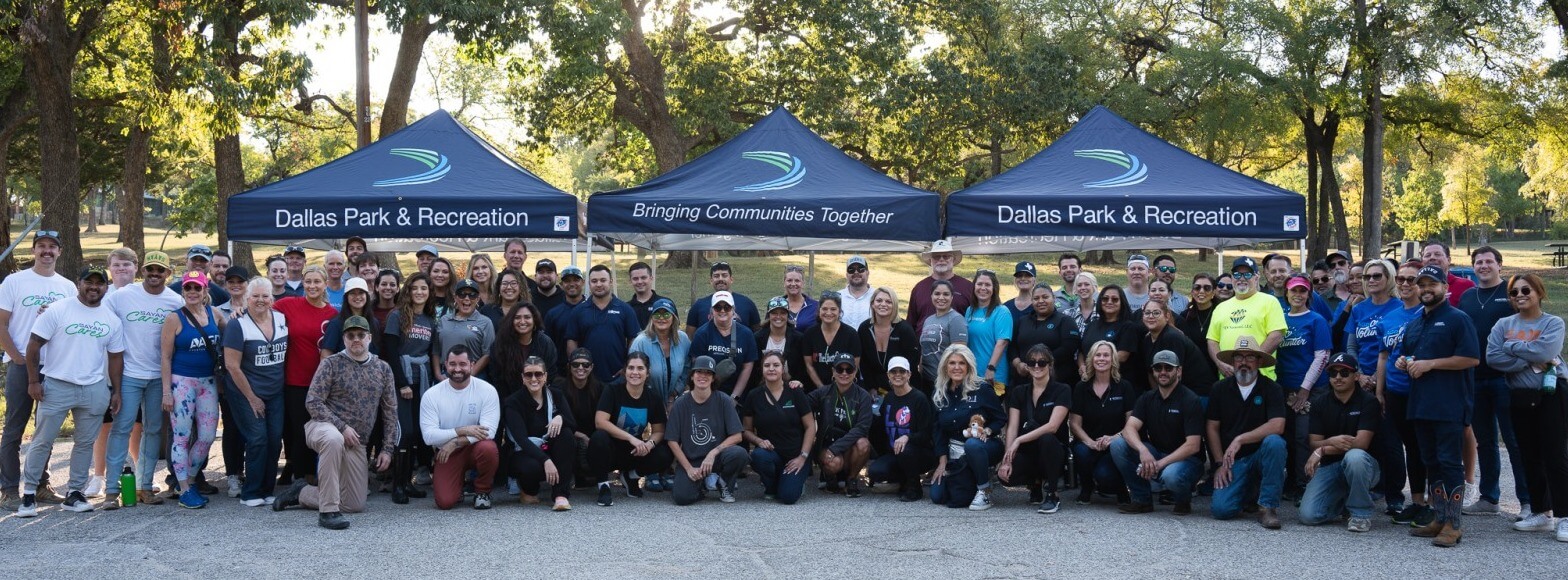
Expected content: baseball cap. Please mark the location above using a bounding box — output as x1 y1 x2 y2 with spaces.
569 348 593 364
535 258 557 273
1231 256 1258 274
224 266 251 282
415 244 439 258
344 277 370 296
143 250 172 271
284 245 306 257
1127 254 1150 267
888 356 911 372
560 266 583 280
767 295 788 312
1286 275 1312 291
78 265 108 282
709 261 732 274
1417 265 1447 284
826 352 856 369
345 236 367 249
712 291 734 307
1014 261 1037 277
343 315 372 334
651 297 677 315
1325 250 1352 264
691 356 717 373
1327 352 1358 371
180 270 209 288
454 279 480 295
847 256 868 270
1151 350 1180 368
187 244 213 261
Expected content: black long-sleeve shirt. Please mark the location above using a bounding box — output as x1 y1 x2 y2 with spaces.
807 383 875 455
503 386 576 463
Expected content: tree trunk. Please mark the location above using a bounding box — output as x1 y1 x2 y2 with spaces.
0 139 15 274
380 12 437 137
1302 111 1325 259
21 2 95 277
85 188 99 233
118 123 150 256
214 134 252 269
1320 111 1351 255
1356 0 1386 260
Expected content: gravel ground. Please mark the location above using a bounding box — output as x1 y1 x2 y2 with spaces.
2 436 1560 579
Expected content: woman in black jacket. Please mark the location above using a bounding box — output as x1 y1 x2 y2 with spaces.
1009 282 1082 392
858 287 921 395
757 296 810 381
503 356 577 511
1177 273 1220 383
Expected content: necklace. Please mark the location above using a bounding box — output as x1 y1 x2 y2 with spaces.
1475 283 1505 308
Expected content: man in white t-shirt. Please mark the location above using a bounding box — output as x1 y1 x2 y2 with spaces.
838 256 874 330
0 230 77 509
14 266 127 517
420 344 500 510
101 250 183 507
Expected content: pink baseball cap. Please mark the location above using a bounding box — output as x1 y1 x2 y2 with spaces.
1285 275 1311 291
180 270 210 289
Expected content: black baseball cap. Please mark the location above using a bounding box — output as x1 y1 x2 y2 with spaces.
224 266 251 282
1231 256 1258 274
535 258 557 273
1327 352 1358 371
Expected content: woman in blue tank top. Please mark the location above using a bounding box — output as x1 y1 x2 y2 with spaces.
161 271 227 509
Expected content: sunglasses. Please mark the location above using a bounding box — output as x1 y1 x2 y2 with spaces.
1192 284 1214 292
1510 286 1533 297
833 366 857 374
1362 273 1385 281
652 311 673 319
712 305 734 312
847 266 867 274
1025 359 1051 368
523 371 548 378
1216 282 1234 290
570 362 592 369
1156 266 1177 273
1330 260 1349 268
1231 271 1256 279
1152 364 1177 372
182 284 204 292
1312 276 1331 284
144 266 168 274
1395 276 1418 285
457 292 479 299
820 290 841 300
1328 368 1355 378
1100 295 1121 302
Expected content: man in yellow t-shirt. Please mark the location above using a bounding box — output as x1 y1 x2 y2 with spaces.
1206 256 1286 379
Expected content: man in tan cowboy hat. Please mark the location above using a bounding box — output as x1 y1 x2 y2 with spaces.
1207 334 1288 529
907 239 974 334
1206 256 1286 380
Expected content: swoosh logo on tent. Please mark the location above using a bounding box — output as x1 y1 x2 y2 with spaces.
373 148 451 187
734 151 805 191
1074 149 1147 188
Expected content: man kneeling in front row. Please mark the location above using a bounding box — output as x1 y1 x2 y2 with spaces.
1299 352 1381 532
273 316 398 529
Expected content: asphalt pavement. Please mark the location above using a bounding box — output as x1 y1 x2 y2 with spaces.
2 438 1561 579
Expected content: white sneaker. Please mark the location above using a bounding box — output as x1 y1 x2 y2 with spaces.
969 489 993 511
1516 504 1533 521
264 496 276 506
1462 498 1500 515
84 475 105 497
15 495 38 518
240 498 266 507
1557 520 1568 543
1514 512 1554 532
227 476 242 498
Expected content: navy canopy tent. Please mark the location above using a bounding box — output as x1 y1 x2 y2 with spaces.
588 107 941 251
227 110 603 252
946 106 1306 253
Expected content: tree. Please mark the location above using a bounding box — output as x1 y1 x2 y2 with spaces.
1440 145 1499 249
1395 165 1446 240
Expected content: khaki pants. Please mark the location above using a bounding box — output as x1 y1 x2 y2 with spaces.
300 420 367 514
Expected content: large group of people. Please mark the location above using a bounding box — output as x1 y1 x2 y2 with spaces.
0 234 1564 546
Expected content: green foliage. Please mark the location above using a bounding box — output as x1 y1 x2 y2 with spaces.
1397 165 1447 240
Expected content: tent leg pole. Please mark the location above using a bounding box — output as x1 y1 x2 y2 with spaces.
1217 248 1224 276
808 251 816 295
587 240 593 269
1299 239 1306 272
571 239 579 268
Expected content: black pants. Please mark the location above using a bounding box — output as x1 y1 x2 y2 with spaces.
587 430 672 484
219 394 245 476
1514 389 1568 516
1001 437 1066 493
1386 392 1426 499
282 386 316 480
867 446 937 484
510 432 578 499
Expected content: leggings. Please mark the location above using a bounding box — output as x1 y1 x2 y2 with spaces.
1385 392 1426 499
169 375 219 483
283 386 317 480
1002 437 1066 493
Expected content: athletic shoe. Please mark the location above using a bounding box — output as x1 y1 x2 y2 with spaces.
1348 517 1372 533
1410 519 1443 538
968 490 992 511
241 498 267 507
845 479 862 498
271 480 308 511
0 490 19 511
15 494 37 518
645 475 664 492
1412 506 1436 528
1462 498 1499 515
622 473 644 498
264 496 275 506
553 497 571 511
1075 490 1093 505
1385 502 1405 517
414 466 432 486
136 490 165 505
101 493 120 511
719 483 736 503
1392 504 1424 525
178 488 206 509
35 485 65 504
318 512 350 530
85 475 105 497
227 476 242 498
1038 495 1060 514
473 492 492 510
61 491 94 513
596 483 614 507
1516 504 1533 521
195 478 220 495
1515 512 1554 532
1028 486 1043 505
1557 520 1568 543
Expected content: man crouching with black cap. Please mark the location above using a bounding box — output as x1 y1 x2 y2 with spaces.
1299 352 1381 532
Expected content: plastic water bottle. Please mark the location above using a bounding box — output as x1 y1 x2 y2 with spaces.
119 466 136 507
1545 360 1559 395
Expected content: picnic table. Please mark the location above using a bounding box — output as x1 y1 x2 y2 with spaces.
1546 243 1568 268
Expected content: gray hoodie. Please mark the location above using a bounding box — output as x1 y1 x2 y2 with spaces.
1485 313 1566 391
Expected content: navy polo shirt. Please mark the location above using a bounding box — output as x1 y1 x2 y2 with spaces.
1400 302 1479 424
564 296 641 382
686 292 762 330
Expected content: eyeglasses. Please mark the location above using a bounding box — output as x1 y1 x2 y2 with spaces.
523 371 548 378
570 362 592 370
499 280 521 287
833 366 857 375
1362 273 1385 281
1100 295 1121 302
1025 359 1051 368
1510 286 1533 297
1395 276 1418 285
1231 271 1256 279
344 332 369 341
1156 266 1177 273
1312 276 1330 284
1192 284 1213 292
1141 309 1164 317
1328 369 1355 378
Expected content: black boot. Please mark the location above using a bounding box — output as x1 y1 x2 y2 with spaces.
392 451 410 504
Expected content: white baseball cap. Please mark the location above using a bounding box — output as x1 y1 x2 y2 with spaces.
888 356 911 372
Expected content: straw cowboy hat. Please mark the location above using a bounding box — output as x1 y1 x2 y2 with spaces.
1217 334 1276 367
920 239 964 266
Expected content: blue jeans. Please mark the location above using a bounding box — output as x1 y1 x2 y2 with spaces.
225 387 285 500
105 377 163 493
750 447 812 505
1211 434 1286 519
1111 436 1201 505
930 438 1003 503
1299 448 1381 523
1473 378 1528 505
1071 441 1124 494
